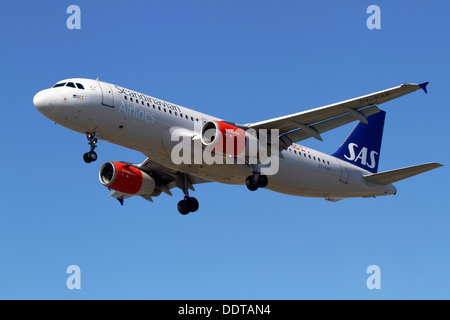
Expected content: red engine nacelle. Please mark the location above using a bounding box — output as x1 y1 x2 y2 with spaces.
200 120 247 156
99 161 162 196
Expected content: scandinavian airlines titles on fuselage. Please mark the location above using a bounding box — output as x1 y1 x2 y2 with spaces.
115 86 181 111
114 85 185 123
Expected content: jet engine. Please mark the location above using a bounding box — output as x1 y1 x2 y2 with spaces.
200 120 248 156
201 120 273 158
99 161 162 196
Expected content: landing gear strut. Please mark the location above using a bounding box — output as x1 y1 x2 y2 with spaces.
83 132 98 163
246 172 268 191
177 172 199 215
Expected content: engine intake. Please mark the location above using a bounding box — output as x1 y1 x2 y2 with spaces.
99 161 162 196
200 120 247 156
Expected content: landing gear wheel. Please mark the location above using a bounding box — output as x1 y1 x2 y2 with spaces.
88 151 97 162
177 197 199 215
177 200 190 215
83 153 91 163
186 197 199 212
83 151 97 163
246 176 259 191
255 174 268 188
246 173 268 191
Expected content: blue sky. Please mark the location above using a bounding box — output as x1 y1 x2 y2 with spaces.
1 0 449 299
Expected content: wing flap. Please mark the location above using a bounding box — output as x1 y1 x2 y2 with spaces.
363 162 443 185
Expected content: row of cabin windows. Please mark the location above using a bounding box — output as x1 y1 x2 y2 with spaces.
52 82 85 89
124 95 199 122
289 148 330 165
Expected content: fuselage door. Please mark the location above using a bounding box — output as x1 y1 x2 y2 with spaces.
98 81 114 107
337 160 349 184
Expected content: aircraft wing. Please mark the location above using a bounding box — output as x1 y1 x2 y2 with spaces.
109 157 212 205
137 157 212 190
246 82 428 148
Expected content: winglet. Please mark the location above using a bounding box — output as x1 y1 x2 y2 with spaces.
117 198 124 206
419 82 429 94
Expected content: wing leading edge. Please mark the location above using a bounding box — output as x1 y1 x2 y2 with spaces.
246 82 428 148
363 162 443 185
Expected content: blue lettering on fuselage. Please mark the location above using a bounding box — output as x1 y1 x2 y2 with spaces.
118 101 155 123
115 85 181 113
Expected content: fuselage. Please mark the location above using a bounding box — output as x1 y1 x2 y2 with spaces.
33 78 396 199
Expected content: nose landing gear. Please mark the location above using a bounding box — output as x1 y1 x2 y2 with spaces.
83 132 99 163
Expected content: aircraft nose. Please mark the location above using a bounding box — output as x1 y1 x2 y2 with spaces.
33 89 54 114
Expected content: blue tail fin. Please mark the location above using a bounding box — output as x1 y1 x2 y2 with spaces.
331 110 385 173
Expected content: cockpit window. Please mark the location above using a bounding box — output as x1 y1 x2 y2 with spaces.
66 82 76 88
52 82 66 88
76 83 84 89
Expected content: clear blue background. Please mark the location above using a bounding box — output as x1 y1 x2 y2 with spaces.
1 0 449 299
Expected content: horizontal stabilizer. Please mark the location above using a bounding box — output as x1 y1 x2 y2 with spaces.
363 162 443 185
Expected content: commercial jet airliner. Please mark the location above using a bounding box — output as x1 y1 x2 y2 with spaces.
33 79 443 214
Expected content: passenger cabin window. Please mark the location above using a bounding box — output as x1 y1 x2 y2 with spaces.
52 83 66 88
76 83 84 89
66 82 76 88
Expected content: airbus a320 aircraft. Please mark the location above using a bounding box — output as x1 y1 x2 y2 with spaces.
33 79 443 214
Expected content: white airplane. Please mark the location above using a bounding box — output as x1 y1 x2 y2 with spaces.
33 78 443 214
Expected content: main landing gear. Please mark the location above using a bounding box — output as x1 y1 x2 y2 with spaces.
245 172 268 191
177 197 199 215
83 132 98 163
177 172 199 215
